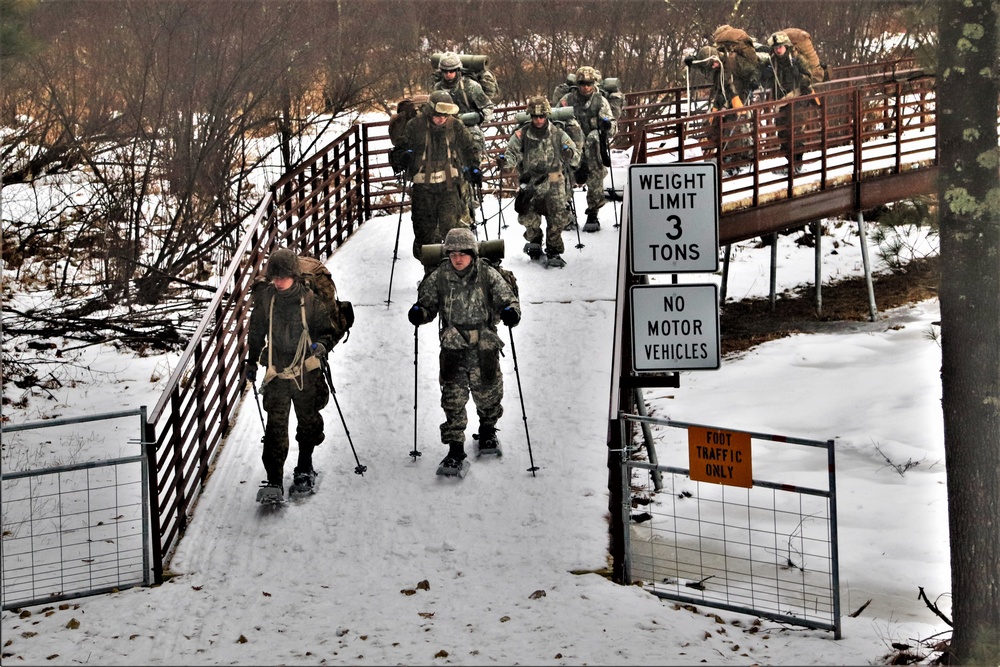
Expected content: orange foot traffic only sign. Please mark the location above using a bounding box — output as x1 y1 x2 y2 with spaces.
687 426 753 488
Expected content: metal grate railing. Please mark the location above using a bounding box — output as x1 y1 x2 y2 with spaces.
1 409 151 611
620 415 841 637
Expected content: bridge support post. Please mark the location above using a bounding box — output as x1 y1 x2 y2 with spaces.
815 220 823 316
856 211 878 321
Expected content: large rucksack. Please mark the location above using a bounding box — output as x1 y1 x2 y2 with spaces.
296 255 355 343
553 74 624 121
780 27 828 84
430 52 500 99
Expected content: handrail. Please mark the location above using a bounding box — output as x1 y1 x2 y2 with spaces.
142 61 940 578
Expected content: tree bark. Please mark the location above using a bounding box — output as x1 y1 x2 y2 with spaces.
936 1 1000 663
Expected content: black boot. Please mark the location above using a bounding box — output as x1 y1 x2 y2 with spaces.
582 210 600 233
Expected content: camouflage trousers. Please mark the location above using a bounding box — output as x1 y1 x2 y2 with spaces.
260 369 329 484
519 177 571 256
410 182 468 260
438 347 503 445
582 142 608 213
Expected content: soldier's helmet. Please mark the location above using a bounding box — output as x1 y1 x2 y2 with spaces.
438 51 463 72
426 90 460 116
575 66 601 85
768 31 792 48
266 248 301 280
444 227 478 256
526 95 550 117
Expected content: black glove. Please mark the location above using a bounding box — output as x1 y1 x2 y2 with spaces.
496 153 506 169
518 171 531 184
500 307 520 327
683 54 695 67
468 167 482 186
600 117 613 132
245 364 257 385
408 305 425 326
574 162 590 185
310 342 327 358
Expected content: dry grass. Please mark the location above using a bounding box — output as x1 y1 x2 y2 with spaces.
721 255 940 357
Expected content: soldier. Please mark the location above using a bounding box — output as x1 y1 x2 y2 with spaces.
433 52 494 226
432 51 495 156
396 90 482 264
761 31 815 172
245 248 336 502
557 65 616 233
502 95 581 268
407 228 520 474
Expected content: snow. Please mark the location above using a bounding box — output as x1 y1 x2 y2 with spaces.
1 155 949 665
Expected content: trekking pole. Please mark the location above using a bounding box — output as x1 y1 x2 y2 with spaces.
494 160 508 235
607 160 621 229
475 181 490 241
385 177 407 309
411 325 421 461
506 325 538 476
322 359 367 476
251 381 266 443
565 166 584 250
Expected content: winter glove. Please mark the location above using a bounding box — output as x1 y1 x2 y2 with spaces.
574 162 590 185
683 54 695 67
599 117 613 133
310 342 327 358
495 153 506 169
245 364 257 385
561 144 575 161
500 307 520 327
467 167 482 186
408 305 425 326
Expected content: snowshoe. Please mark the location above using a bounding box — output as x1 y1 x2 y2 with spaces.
545 254 566 269
476 431 502 458
256 481 284 506
289 468 317 496
436 456 471 478
582 214 600 233
523 242 542 260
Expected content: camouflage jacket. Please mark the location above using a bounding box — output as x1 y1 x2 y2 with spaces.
557 89 617 141
761 52 813 100
398 113 481 184
433 75 495 123
415 258 519 336
248 282 335 373
504 120 581 182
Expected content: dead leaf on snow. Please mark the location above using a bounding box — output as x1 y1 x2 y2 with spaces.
65 619 79 630
528 589 546 600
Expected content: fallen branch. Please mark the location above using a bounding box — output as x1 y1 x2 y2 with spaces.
917 586 952 627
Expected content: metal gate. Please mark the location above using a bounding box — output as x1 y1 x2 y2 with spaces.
1 408 152 611
620 415 841 637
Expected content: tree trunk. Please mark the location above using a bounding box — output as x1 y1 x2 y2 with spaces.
936 1 1000 663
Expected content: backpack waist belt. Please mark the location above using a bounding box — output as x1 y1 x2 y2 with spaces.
412 167 459 184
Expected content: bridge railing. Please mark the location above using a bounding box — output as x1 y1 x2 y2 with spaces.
142 62 936 578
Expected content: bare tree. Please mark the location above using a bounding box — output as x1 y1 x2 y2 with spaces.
936 0 1000 663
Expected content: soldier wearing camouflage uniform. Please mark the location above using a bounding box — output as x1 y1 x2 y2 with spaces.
245 249 336 500
503 95 581 268
407 228 521 471
397 90 482 263
433 52 495 155
761 31 815 172
433 52 493 226
557 66 617 233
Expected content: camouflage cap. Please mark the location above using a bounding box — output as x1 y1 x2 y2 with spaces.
266 248 301 280
526 95 550 117
427 90 460 116
444 227 478 255
438 51 462 72
575 66 600 84
768 31 792 48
